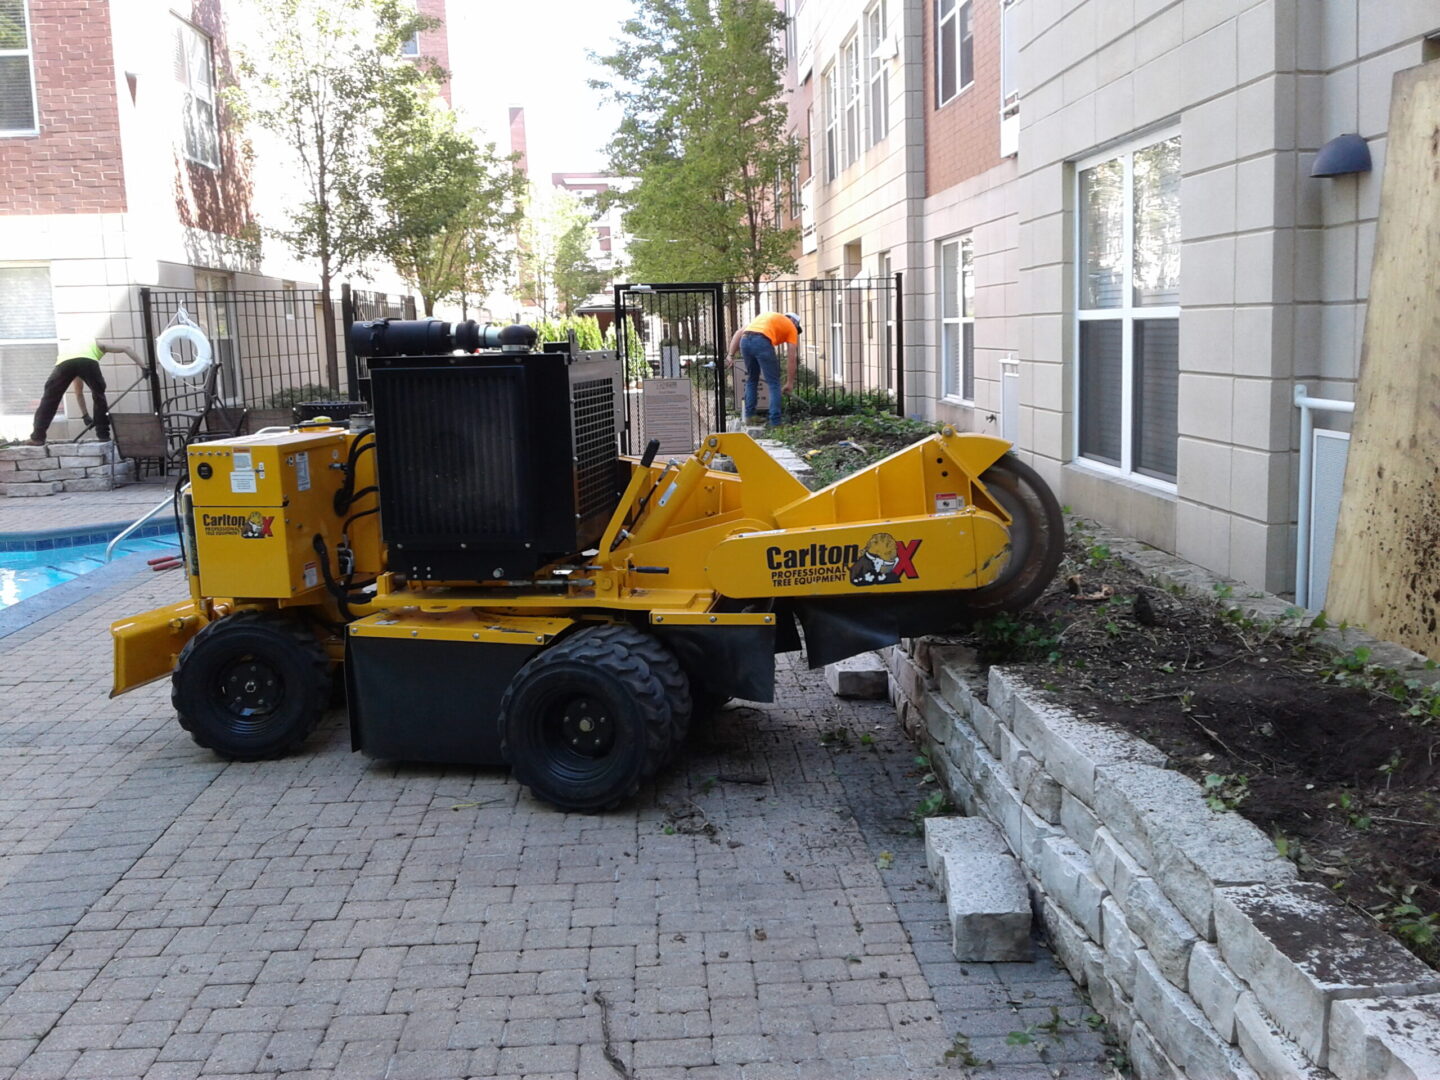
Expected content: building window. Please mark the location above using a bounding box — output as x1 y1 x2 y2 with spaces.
879 250 893 390
0 265 56 416
822 66 839 182
936 0 973 107
1076 131 1181 484
940 236 974 400
864 1 888 146
829 277 845 382
0 0 38 135
401 31 419 56
841 35 861 168
999 0 1019 154
174 19 220 169
783 0 794 65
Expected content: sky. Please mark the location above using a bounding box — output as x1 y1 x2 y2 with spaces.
445 0 633 184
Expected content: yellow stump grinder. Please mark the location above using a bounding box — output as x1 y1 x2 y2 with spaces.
111 320 1063 811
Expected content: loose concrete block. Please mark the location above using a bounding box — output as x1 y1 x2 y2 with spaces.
1189 942 1245 1044
824 653 888 699
1102 896 1143 995
1234 992 1331 1080
1215 882 1440 1067
1124 877 1199 991
924 816 1007 893
62 477 116 492
1039 895 1096 987
1329 993 1440 1080
0 445 48 460
944 852 1032 963
920 642 978 677
1060 788 1101 850
1092 826 1145 902
1038 834 1106 943
1134 949 1258 1080
0 482 62 497
999 670 1168 805
1128 1019 1185 1080
1094 762 1296 936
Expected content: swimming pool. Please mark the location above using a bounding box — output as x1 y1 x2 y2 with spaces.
0 524 181 610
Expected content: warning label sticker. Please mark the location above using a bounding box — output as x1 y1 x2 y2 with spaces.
233 451 252 471
934 492 962 514
294 452 311 492
303 561 319 588
231 470 257 494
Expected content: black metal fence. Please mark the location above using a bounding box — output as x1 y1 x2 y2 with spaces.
611 275 903 454
342 284 417 403
729 275 902 418
141 286 332 420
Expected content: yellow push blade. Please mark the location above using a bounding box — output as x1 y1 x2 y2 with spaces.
111 600 206 697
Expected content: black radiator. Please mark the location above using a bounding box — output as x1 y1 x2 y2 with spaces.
367 349 620 581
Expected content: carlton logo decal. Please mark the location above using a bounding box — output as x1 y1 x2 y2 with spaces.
201 511 275 539
765 532 920 588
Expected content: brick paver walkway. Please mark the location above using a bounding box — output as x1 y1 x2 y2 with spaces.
0 492 1108 1080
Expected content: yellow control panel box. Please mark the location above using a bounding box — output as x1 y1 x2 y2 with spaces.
188 429 349 600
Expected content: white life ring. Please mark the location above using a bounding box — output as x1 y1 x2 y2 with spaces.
156 323 213 378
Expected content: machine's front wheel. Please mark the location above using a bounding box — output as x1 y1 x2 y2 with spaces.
962 454 1065 616
172 611 332 760
500 624 689 812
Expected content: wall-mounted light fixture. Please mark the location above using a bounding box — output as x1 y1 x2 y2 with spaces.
1311 133 1372 178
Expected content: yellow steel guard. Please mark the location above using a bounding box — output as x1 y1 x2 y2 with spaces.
111 599 208 697
705 511 1011 599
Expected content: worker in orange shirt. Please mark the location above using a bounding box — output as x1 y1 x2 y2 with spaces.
726 312 802 427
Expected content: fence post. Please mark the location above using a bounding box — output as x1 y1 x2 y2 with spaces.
893 271 905 418
341 283 361 402
138 286 164 415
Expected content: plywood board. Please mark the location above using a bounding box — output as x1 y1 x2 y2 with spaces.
1326 62 1440 660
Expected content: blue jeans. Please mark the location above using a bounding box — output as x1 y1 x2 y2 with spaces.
741 333 782 426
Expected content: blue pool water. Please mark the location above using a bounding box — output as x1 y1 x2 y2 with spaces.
0 527 181 609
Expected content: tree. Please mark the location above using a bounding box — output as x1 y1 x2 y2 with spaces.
373 103 525 317
227 0 438 388
515 188 608 320
593 0 800 295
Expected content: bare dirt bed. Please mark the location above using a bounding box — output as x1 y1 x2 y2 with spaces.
944 523 1440 969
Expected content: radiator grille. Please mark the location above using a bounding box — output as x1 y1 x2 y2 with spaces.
377 369 527 540
573 376 617 525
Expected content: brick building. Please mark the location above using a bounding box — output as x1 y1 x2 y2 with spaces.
0 0 451 439
785 0 1439 600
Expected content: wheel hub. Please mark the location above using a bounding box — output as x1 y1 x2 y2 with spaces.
219 658 281 717
559 696 613 757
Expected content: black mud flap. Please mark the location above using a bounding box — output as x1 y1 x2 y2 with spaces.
792 594 975 669
347 636 543 765
653 623 777 703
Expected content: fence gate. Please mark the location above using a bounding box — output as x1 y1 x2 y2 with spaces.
612 283 727 455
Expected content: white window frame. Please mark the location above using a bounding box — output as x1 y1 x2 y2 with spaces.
864 0 888 147
174 18 220 170
822 65 839 183
939 236 974 402
0 262 57 417
828 275 844 382
0 0 40 136
935 0 973 108
841 34 862 169
1073 126 1181 491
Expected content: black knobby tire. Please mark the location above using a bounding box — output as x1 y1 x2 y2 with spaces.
499 623 690 812
962 454 1065 616
172 610 332 761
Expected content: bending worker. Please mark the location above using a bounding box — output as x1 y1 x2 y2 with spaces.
29 338 144 446
726 311 802 428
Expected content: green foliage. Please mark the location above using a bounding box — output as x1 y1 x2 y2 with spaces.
593 0 800 286
532 315 606 351
972 612 1062 663
602 319 650 383
1330 791 1372 830
1202 772 1250 813
267 383 334 409
943 1033 988 1068
517 188 609 320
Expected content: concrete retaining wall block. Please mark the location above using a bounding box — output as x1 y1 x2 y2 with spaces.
1233 992 1331 1080
1124 877 1200 991
1059 787 1101 851
999 726 1063 823
1038 895 1096 987
1037 833 1106 943
1091 826 1145 903
1328 993 1440 1080
1128 1019 1185 1080
1215 882 1440 1067
1189 941 1246 1044
1102 895 1143 995
1134 949 1258 1080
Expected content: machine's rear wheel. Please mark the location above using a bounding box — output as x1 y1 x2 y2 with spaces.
172 611 331 760
500 624 690 812
962 454 1065 617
